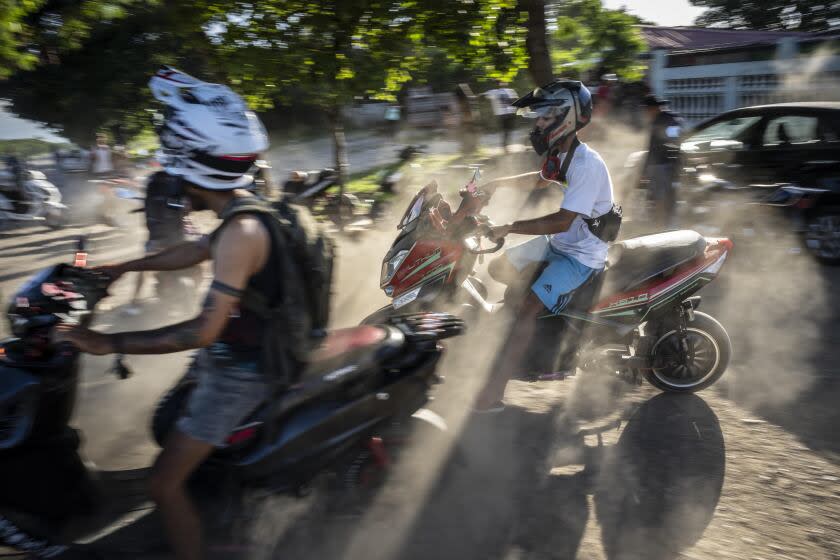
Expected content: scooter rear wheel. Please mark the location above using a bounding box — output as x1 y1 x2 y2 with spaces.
645 311 731 393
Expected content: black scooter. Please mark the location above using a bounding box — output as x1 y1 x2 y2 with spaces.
377 144 426 195
0 249 463 555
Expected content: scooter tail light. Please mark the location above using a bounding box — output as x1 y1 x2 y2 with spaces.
705 237 733 253
74 252 88 267
716 238 734 252
224 423 261 446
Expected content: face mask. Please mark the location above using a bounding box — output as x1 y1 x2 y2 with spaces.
530 117 564 156
529 127 549 156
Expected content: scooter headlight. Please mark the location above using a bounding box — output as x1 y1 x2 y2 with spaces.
381 250 409 287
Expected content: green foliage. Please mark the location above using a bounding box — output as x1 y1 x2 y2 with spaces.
0 0 533 146
551 0 646 81
0 0 45 78
1 2 229 144
690 0 840 32
0 138 71 157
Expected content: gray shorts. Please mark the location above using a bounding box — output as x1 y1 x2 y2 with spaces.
176 343 271 447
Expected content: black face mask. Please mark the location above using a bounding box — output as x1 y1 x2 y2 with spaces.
529 118 564 156
529 127 549 156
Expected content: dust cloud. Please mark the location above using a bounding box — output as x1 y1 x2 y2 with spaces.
246 112 837 557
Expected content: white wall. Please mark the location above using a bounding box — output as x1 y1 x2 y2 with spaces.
650 39 840 126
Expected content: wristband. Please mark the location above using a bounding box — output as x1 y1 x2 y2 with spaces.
112 333 126 355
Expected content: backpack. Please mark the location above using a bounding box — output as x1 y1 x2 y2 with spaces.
216 196 335 387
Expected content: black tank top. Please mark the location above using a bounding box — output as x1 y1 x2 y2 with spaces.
214 211 282 351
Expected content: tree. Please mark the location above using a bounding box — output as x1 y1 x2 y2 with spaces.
551 0 646 81
520 0 553 85
1 2 221 145
1 0 531 184
181 0 529 185
0 0 43 78
690 0 840 32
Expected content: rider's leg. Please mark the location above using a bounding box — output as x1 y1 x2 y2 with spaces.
476 252 598 408
148 431 214 560
490 235 553 286
475 292 545 410
150 347 270 559
488 253 519 285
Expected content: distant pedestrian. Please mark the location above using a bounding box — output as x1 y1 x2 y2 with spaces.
481 80 519 152
455 83 480 154
642 94 683 229
90 133 114 177
384 104 401 136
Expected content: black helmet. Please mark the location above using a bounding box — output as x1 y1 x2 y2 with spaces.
513 80 593 155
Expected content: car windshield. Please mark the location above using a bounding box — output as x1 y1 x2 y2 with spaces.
681 116 762 151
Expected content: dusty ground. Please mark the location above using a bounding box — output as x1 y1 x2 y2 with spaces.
0 140 838 559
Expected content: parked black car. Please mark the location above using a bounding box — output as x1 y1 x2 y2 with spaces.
678 102 840 263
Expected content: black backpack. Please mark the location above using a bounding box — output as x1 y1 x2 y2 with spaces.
216 196 335 387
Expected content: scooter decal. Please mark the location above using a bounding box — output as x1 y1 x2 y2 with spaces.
404 248 442 280
600 293 649 311
395 263 455 298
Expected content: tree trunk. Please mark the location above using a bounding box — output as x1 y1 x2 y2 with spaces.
329 108 349 190
521 0 553 86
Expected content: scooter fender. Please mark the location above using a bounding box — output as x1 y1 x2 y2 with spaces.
0 364 40 449
232 356 441 483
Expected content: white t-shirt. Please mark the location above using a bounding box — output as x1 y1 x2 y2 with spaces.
548 142 614 269
484 88 518 116
91 145 113 174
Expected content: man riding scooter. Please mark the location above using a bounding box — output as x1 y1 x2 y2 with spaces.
473 80 620 413
54 67 277 560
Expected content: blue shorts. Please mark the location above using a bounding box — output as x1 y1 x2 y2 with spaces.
505 235 599 314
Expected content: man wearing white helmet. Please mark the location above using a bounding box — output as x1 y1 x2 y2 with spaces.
55 68 275 559
474 79 618 413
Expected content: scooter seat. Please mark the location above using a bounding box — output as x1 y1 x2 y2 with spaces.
604 230 706 292
304 325 404 376
270 326 407 418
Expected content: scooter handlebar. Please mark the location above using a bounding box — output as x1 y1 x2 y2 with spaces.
469 237 505 254
465 222 505 254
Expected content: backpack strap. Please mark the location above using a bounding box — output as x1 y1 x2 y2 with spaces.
212 198 287 317
556 136 581 184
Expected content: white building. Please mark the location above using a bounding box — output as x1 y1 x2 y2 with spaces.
641 26 840 126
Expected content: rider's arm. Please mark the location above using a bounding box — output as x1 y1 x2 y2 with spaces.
509 208 578 235
117 236 211 274
106 217 269 355
482 171 541 191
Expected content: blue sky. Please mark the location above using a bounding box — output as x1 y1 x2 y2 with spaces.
0 102 67 143
604 0 706 27
0 0 705 142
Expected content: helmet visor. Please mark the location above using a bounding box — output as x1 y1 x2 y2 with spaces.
516 104 570 121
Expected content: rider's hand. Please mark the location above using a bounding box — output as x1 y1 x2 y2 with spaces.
92 264 126 284
488 223 513 242
53 324 115 355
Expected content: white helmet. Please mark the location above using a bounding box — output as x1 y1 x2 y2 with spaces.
149 67 269 190
513 80 593 155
